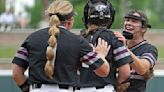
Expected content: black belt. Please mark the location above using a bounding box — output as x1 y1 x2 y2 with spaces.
31 84 72 89
76 86 105 90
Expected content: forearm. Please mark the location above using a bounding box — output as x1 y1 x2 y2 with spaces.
12 64 27 85
95 57 110 77
14 74 27 85
117 64 130 84
12 64 29 92
129 50 150 75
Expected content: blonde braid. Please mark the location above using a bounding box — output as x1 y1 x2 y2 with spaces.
44 0 73 79
44 15 59 79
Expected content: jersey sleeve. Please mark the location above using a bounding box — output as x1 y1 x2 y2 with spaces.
12 37 29 69
100 31 132 68
78 36 104 70
141 45 158 68
112 35 132 67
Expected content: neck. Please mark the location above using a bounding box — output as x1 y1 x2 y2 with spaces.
59 24 70 31
127 37 144 48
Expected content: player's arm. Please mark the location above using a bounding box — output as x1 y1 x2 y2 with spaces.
117 64 130 84
12 63 29 92
80 37 110 77
12 64 27 85
129 50 150 75
114 31 156 75
93 38 111 77
110 32 131 83
129 50 151 75
12 39 29 92
113 31 151 75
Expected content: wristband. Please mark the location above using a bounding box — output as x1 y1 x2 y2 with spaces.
18 79 29 92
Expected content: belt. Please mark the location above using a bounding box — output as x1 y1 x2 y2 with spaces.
76 85 109 90
31 83 73 89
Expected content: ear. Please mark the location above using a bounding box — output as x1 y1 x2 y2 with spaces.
141 28 147 33
66 21 72 29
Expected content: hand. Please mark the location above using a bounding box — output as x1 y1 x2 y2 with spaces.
95 38 111 58
114 31 126 45
143 68 154 81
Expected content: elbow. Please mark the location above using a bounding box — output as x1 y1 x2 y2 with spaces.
133 65 148 75
100 67 110 77
12 70 19 81
120 70 130 81
95 68 109 77
136 69 147 75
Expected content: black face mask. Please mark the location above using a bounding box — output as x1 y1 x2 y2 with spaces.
122 31 133 40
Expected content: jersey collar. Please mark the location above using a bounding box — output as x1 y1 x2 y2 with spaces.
130 40 147 51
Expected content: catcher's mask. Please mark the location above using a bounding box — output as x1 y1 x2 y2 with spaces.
83 0 115 28
123 10 151 40
124 10 151 28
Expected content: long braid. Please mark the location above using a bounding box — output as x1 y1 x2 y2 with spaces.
44 0 73 79
44 15 59 79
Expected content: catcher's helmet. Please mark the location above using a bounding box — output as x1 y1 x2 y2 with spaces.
83 0 115 28
124 10 151 28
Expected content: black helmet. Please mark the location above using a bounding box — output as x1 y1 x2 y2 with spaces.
83 0 115 28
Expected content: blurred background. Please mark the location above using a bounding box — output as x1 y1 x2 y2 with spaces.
1 0 164 29
0 0 164 92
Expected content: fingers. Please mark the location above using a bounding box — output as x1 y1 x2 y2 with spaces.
114 31 126 45
89 43 94 48
96 38 111 57
114 31 123 38
89 43 95 51
97 37 109 47
97 37 110 52
97 38 102 47
97 38 106 48
107 45 111 53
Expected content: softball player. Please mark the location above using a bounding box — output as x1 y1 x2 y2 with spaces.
12 0 110 92
114 10 158 92
75 0 132 92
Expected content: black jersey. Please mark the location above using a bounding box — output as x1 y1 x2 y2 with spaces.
12 26 105 87
126 40 158 92
79 28 132 87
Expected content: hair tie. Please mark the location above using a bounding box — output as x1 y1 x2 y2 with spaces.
49 13 58 17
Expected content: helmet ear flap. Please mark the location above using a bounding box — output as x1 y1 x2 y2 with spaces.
111 6 115 22
107 1 115 28
82 0 91 28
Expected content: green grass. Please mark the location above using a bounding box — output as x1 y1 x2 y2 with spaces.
0 45 18 58
0 45 164 62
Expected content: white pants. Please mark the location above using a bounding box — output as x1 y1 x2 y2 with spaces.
30 84 74 92
74 85 115 92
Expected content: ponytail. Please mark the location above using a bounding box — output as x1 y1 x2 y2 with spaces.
44 0 74 79
44 15 59 79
